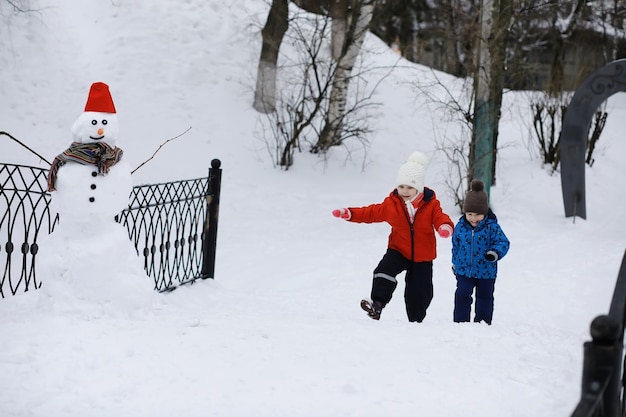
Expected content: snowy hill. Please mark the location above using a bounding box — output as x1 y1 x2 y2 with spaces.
1 1 626 416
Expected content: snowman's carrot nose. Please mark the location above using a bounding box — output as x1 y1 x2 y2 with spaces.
97 128 104 135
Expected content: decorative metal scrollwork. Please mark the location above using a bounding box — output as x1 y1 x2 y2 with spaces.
1 162 221 296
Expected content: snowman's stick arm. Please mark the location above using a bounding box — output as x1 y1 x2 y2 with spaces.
0 131 52 165
131 126 192 174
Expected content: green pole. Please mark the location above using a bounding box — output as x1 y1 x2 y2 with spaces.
472 0 496 197
473 98 494 197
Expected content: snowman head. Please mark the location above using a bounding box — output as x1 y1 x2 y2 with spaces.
71 111 120 146
71 82 120 146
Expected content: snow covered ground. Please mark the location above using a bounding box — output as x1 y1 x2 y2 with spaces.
1 1 625 416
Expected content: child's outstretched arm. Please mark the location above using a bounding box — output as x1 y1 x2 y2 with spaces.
334 199 389 224
331 208 352 220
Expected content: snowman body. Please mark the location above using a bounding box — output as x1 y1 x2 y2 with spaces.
39 84 155 315
51 159 133 221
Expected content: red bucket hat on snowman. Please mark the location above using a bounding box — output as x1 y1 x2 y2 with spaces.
84 82 116 113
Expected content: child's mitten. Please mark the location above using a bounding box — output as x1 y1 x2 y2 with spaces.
484 250 498 262
332 208 351 220
437 224 453 238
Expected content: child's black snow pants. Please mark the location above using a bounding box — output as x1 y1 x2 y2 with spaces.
371 249 433 322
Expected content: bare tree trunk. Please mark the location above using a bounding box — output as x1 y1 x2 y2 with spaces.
331 0 349 60
253 0 289 114
488 0 511 185
470 0 497 195
441 0 469 76
314 0 376 152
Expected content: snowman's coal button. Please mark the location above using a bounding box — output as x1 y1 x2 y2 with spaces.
91 171 98 177
89 197 95 202
90 184 96 190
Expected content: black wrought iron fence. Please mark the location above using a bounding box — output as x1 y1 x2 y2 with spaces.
0 160 221 296
0 163 59 297
570 250 626 417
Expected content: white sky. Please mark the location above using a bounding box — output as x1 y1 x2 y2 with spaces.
1 1 626 416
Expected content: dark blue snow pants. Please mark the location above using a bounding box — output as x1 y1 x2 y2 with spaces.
371 249 433 322
453 274 496 324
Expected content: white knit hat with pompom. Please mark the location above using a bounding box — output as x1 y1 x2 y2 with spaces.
396 151 429 190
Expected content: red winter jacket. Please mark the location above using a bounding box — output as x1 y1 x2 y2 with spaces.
348 187 453 262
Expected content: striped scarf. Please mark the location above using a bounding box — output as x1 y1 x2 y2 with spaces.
47 142 123 192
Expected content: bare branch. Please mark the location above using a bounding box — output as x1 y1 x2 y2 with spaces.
131 127 192 174
0 131 51 165
4 0 32 13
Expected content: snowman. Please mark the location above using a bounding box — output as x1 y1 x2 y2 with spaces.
38 82 156 316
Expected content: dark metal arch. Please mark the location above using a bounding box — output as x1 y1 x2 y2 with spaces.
560 59 626 219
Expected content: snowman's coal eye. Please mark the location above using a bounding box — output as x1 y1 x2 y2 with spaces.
91 120 97 125
102 119 108 125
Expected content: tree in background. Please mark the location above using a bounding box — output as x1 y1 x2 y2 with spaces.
373 0 623 198
254 0 624 184
254 2 383 169
313 0 378 152
253 0 289 114
254 0 342 114
371 0 475 77
254 0 383 166
470 0 511 193
371 0 625 91
510 1 620 173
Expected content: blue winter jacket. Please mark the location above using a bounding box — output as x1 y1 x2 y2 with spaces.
451 209 510 279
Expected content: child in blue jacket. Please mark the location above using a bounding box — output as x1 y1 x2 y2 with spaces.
451 179 510 325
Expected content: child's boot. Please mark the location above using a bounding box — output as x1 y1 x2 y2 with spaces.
360 298 383 320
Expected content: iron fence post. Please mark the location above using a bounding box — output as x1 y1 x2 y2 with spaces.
572 315 622 417
201 159 222 279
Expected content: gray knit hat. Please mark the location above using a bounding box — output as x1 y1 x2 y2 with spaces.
463 179 489 215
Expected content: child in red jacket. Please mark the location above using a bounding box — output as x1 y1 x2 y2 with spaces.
332 151 454 322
